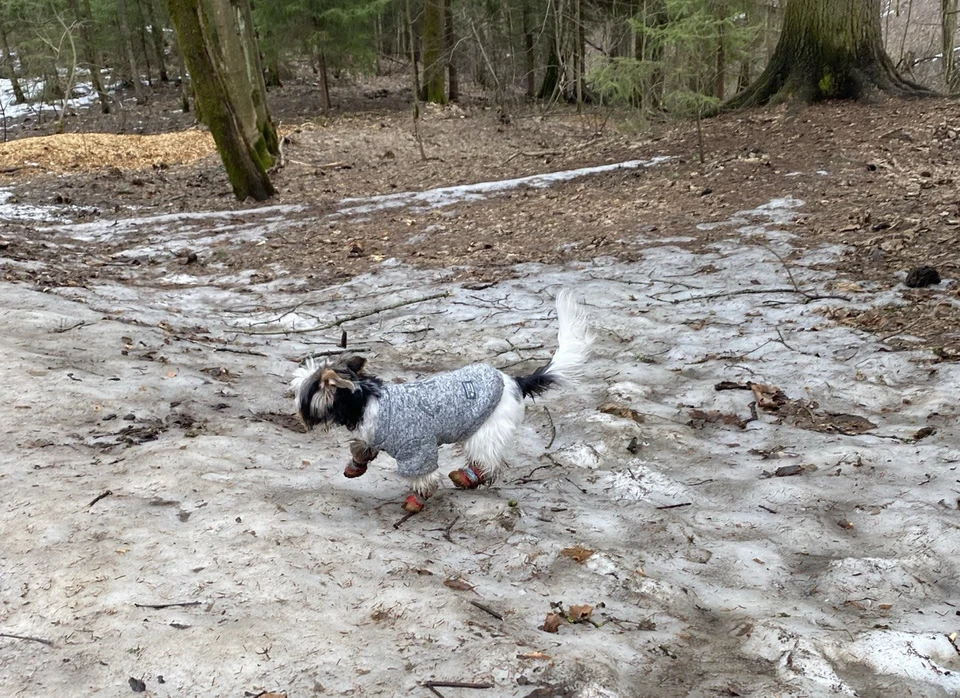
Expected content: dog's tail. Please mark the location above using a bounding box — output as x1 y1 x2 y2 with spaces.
514 289 593 399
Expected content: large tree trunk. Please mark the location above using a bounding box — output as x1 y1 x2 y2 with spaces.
943 0 959 91
726 0 935 109
0 13 25 104
422 0 446 103
166 0 276 201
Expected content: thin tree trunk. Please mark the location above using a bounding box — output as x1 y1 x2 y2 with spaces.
0 13 25 104
166 0 275 200
422 0 446 102
317 49 331 110
145 0 170 81
574 0 583 112
68 0 110 113
444 0 458 101
523 0 535 98
943 0 959 90
173 33 190 111
137 0 155 86
715 0 726 100
119 0 147 103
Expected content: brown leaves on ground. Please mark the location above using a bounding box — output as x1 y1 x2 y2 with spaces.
598 403 645 423
542 613 564 633
442 577 474 592
541 604 595 633
560 546 594 563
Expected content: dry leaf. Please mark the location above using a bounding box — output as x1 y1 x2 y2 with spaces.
542 613 563 633
518 651 552 660
598 402 645 423
443 577 474 592
877 603 892 610
560 546 594 563
749 382 789 411
568 604 593 622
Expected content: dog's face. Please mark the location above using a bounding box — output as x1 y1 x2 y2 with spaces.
293 355 369 430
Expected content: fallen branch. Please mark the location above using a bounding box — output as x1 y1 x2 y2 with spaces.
393 511 417 530
0 632 54 647
670 287 850 304
88 490 113 508
655 502 692 510
238 292 451 336
134 601 202 610
469 600 504 621
424 680 494 697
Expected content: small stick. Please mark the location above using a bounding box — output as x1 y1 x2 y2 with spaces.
393 511 417 529
425 686 445 698
239 291 451 336
0 632 54 647
52 320 87 334
655 502 692 510
671 288 850 304
543 406 556 449
469 600 503 621
134 601 202 610
88 490 113 508
758 504 778 514
424 681 494 690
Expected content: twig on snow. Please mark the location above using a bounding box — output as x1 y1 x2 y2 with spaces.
469 600 503 621
237 292 451 336
0 632 54 647
670 287 850 304
134 601 202 610
655 502 692 510
88 490 113 508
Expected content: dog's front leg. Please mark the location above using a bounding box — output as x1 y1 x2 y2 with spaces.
345 440 378 478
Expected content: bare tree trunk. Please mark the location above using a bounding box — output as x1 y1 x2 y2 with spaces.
145 0 170 81
137 0 155 86
166 0 276 200
444 0 458 101
422 0 446 103
943 0 959 90
119 0 147 103
715 0 726 100
317 48 331 110
173 33 191 112
574 0 583 113
0 13 25 104
523 0 535 98
726 0 936 109
67 0 110 113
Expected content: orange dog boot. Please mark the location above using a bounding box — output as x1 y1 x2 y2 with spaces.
448 464 485 489
402 494 426 513
343 461 368 478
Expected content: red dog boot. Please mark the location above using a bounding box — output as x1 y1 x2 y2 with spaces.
402 494 426 513
343 461 368 478
448 464 485 489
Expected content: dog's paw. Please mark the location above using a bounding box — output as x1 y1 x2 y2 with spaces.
402 494 425 513
343 462 368 478
448 465 485 489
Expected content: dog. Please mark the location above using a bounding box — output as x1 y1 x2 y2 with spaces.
291 290 593 513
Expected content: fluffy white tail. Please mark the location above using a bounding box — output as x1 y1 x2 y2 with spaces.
514 289 593 397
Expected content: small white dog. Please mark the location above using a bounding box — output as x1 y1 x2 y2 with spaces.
292 290 593 513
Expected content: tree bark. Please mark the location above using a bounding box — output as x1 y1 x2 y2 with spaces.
715 0 726 100
444 0 458 101
422 0 446 103
317 48 331 110
522 0 535 98
68 0 110 113
943 0 959 91
725 0 936 109
119 0 147 103
166 0 275 201
144 0 170 81
0 13 25 104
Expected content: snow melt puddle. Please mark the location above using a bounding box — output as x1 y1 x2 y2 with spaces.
333 156 673 217
0 188 68 223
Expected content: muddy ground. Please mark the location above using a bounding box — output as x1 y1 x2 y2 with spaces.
1 80 959 697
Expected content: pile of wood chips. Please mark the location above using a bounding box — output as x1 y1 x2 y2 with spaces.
0 130 215 173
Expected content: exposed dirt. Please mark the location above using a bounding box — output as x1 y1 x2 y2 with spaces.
2 80 959 355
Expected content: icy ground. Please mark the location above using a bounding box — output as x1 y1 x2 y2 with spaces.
1 177 959 697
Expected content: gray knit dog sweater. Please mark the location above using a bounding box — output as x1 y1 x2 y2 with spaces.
371 364 504 477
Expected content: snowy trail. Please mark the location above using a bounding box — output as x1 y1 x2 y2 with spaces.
1 187 959 697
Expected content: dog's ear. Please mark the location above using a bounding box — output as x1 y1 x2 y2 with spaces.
320 368 356 391
345 355 367 375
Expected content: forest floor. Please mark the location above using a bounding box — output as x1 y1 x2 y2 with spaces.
0 77 959 697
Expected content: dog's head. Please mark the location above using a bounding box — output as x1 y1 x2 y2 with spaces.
292 354 369 430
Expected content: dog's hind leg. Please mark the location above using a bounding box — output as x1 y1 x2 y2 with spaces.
453 376 524 488
402 470 444 513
